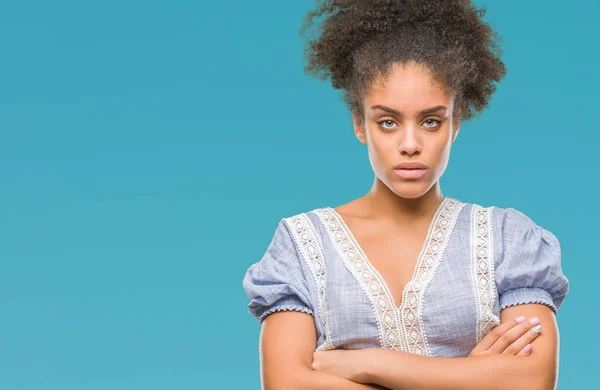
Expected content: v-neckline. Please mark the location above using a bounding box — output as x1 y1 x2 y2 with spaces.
328 197 450 311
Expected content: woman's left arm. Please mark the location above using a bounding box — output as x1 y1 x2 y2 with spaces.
313 303 560 390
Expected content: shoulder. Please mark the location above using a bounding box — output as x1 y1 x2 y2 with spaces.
266 206 326 236
245 210 323 287
490 205 541 229
279 206 334 228
467 201 556 235
277 208 327 232
265 207 331 252
465 201 534 223
479 204 569 313
490 204 559 247
462 200 560 252
243 212 319 323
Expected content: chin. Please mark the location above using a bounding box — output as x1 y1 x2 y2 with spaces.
388 182 433 199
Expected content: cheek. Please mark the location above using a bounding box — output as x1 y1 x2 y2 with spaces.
368 136 396 166
431 139 453 171
430 127 452 156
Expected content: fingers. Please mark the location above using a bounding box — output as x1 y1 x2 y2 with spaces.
503 322 543 355
517 343 533 356
488 317 542 355
474 316 528 352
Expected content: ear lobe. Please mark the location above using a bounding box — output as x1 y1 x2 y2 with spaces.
452 127 460 142
352 113 367 144
452 118 461 143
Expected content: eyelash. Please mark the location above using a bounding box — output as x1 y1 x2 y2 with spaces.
377 119 442 130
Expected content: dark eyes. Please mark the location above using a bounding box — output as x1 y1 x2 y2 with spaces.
377 118 442 130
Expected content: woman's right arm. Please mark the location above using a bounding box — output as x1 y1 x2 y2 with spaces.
244 219 384 388
260 310 382 390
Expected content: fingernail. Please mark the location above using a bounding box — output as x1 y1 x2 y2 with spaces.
515 316 526 323
532 325 542 334
529 317 540 326
524 344 532 353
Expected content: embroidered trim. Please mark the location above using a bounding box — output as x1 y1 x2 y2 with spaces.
399 198 465 355
499 287 558 315
259 305 314 324
315 198 464 355
314 208 402 351
284 214 334 351
471 205 500 344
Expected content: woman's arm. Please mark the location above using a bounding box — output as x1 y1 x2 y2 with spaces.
259 310 384 390
317 304 560 390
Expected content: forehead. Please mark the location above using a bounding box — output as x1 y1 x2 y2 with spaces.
365 63 453 110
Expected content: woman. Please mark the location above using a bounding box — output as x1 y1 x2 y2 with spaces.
242 1 569 389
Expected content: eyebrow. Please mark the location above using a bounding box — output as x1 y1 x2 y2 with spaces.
371 105 447 116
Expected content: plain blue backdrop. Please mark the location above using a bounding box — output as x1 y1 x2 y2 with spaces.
0 0 597 388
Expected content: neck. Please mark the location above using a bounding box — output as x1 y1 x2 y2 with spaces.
362 178 445 222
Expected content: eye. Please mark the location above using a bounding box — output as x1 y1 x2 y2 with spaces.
377 119 397 130
423 119 442 128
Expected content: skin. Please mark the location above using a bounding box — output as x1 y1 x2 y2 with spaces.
308 61 560 389
310 304 559 390
332 60 460 310
353 60 460 211
259 61 560 390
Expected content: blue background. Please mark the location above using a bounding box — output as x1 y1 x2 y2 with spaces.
0 0 596 388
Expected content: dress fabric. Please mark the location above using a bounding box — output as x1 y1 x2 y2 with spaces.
241 197 570 357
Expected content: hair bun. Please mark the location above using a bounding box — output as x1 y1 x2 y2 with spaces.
300 0 506 121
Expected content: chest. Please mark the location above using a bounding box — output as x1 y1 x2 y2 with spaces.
342 217 430 309
310 201 501 356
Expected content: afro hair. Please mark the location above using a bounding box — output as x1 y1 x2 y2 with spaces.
300 0 507 123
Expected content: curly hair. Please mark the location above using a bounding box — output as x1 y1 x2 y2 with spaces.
299 0 507 123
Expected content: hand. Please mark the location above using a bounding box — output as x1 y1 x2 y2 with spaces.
469 316 543 357
312 349 370 383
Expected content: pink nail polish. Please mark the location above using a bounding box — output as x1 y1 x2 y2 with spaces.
530 317 540 326
524 344 532 353
515 316 526 323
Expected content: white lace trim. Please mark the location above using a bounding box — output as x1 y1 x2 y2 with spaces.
398 198 465 355
470 205 500 344
258 305 314 323
315 198 464 355
314 208 402 351
284 214 334 351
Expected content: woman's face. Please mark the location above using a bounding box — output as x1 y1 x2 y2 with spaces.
353 62 460 199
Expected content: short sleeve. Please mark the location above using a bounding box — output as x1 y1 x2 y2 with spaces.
242 219 314 323
494 207 570 315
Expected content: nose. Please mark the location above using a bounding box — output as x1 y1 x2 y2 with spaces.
398 125 421 156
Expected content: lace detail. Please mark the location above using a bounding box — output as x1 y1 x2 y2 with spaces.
258 305 314 323
314 208 402 351
315 198 464 354
284 214 334 351
398 198 465 355
470 205 500 344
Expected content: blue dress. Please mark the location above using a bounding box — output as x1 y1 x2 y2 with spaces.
242 197 569 357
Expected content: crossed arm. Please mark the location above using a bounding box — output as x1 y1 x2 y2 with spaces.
259 310 381 389
258 303 560 390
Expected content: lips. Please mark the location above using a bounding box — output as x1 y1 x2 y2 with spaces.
393 162 428 169
394 168 427 179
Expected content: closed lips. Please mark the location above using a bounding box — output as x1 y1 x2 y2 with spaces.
394 163 427 169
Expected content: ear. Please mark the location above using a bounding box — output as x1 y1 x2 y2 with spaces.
452 116 461 143
352 112 367 144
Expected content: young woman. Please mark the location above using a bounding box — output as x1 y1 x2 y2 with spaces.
242 1 569 389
